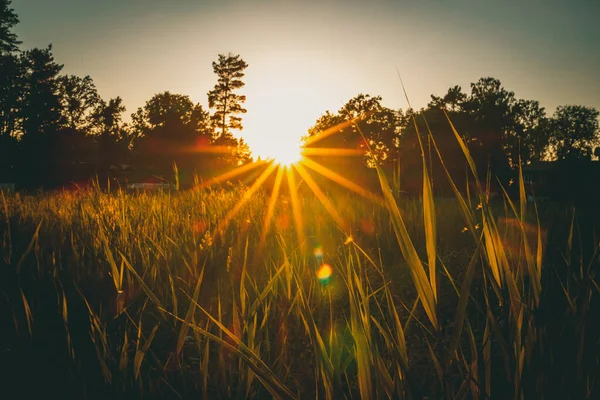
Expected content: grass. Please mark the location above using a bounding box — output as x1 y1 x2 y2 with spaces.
1 136 599 399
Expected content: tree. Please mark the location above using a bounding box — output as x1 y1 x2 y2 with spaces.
0 0 21 180
430 78 554 168
0 52 22 138
207 53 248 140
305 110 346 147
18 46 64 186
428 85 467 112
0 0 21 138
0 0 20 54
132 91 211 144
509 99 549 163
305 94 403 167
19 46 64 139
131 92 213 183
550 105 600 160
398 106 475 195
92 96 128 175
57 74 100 134
450 78 514 177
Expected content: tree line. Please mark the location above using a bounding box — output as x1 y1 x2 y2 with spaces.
0 1 250 188
305 79 600 195
2 0 599 191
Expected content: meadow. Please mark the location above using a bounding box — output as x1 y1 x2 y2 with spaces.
1 153 599 399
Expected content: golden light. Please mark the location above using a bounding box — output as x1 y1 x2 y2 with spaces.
268 140 304 167
195 113 385 251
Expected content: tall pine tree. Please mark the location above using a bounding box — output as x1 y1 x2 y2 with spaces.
0 0 21 181
0 0 20 54
19 46 64 186
207 53 248 140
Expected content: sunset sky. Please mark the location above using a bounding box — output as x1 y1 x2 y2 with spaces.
12 0 600 159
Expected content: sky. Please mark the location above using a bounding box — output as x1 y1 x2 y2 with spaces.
12 0 600 159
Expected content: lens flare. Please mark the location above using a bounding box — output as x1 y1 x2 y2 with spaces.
317 264 333 282
314 246 323 259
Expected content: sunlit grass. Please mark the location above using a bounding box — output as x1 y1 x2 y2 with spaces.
1 114 598 399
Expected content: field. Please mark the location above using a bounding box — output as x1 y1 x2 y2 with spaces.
1 161 599 399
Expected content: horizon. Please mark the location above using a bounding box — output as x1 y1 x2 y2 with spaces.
12 0 600 159
4 2 600 398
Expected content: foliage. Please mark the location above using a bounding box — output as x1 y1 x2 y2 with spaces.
0 52 22 138
19 46 64 140
207 53 249 140
92 96 130 173
129 91 213 182
0 0 20 54
550 105 600 160
57 74 100 134
306 94 403 167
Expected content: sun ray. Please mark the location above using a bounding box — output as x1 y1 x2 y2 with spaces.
302 118 360 148
214 162 277 238
286 166 305 248
199 160 268 188
258 166 285 251
293 163 348 232
300 158 384 205
185 144 246 155
302 147 364 157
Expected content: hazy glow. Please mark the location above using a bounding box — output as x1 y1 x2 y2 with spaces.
242 60 334 162
294 163 347 231
270 141 304 166
258 166 285 250
196 141 385 249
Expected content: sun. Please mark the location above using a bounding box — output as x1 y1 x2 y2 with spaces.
271 141 304 167
254 137 305 167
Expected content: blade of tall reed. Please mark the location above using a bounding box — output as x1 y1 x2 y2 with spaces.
448 241 482 360
134 322 159 381
162 306 297 400
176 262 205 356
16 220 43 274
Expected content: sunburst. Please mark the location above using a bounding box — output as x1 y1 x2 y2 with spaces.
189 119 383 253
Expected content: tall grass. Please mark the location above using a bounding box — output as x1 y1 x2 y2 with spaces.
1 127 599 399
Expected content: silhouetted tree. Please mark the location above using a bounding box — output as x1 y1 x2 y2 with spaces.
50 74 103 179
462 77 514 176
92 96 128 178
132 92 212 144
306 94 403 167
19 46 63 138
509 99 549 163
430 79 552 167
0 0 21 181
212 134 252 167
207 53 248 140
429 85 467 112
0 53 21 138
399 106 474 195
57 74 100 133
0 0 20 54
306 110 344 144
131 92 213 183
18 46 64 186
0 53 21 181
550 105 600 160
